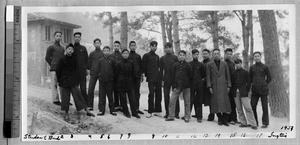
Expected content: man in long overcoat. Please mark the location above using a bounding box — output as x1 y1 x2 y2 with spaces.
206 48 232 126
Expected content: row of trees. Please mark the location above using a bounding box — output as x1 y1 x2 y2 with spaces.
94 10 289 118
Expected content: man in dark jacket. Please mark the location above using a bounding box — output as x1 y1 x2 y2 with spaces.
189 49 206 123
224 48 239 125
250 51 272 128
128 41 144 115
232 58 257 130
159 42 180 119
87 38 104 110
142 41 162 118
110 41 123 111
165 50 193 123
202 49 214 121
56 43 95 121
45 31 65 105
73 32 89 104
96 46 117 116
115 49 140 119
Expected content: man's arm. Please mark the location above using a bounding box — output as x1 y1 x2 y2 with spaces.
265 66 272 84
45 46 53 65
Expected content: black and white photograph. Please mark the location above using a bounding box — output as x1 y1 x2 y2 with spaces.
21 5 295 141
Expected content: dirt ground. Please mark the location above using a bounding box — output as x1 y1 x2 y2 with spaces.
26 82 289 135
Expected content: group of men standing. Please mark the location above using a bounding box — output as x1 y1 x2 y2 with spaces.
45 31 272 130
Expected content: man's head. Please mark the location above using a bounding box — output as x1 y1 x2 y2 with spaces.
103 46 111 56
65 43 75 56
192 49 199 60
202 48 210 60
129 41 136 51
150 41 158 52
178 50 187 61
114 41 121 51
121 49 129 59
73 32 82 43
93 38 102 48
212 48 221 61
164 42 173 54
224 48 233 60
234 58 243 69
54 31 62 42
253 51 262 63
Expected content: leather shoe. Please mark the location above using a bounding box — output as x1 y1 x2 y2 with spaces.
124 113 131 118
261 125 268 128
184 119 189 123
239 124 248 128
110 112 117 116
165 118 174 121
132 114 141 119
175 115 180 119
97 112 105 116
137 110 144 114
53 101 61 106
197 119 202 123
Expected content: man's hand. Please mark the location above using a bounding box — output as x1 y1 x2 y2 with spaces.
209 88 213 94
140 76 144 83
227 87 230 93
87 70 90 76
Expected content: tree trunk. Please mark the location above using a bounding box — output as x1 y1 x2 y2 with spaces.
210 11 219 50
120 12 128 50
249 11 254 66
160 11 167 46
166 12 173 44
107 12 114 52
172 11 180 54
258 10 289 118
242 10 251 70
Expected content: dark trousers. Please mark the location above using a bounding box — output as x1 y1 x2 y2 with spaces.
60 86 87 112
120 89 138 115
133 79 141 110
228 91 238 122
79 75 88 104
98 81 114 112
251 94 269 126
87 75 98 108
113 85 121 107
147 81 162 113
190 87 203 119
163 82 180 117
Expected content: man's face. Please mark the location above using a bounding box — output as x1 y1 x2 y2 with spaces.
54 33 62 42
129 43 136 51
74 34 81 43
65 46 74 56
164 47 172 54
94 40 101 48
236 62 242 69
103 48 110 55
254 53 262 62
178 52 186 61
114 43 121 51
202 51 210 60
150 45 157 52
225 51 233 60
213 50 221 60
192 52 199 60
122 51 129 59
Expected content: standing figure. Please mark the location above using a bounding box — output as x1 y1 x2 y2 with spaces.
189 49 206 123
110 41 123 112
142 41 162 118
45 31 65 106
115 49 140 119
87 38 104 110
73 32 89 104
96 46 117 116
56 43 95 121
206 48 232 126
165 50 193 123
250 51 272 128
159 42 180 119
128 41 144 115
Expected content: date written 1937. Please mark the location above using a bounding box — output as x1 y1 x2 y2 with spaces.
281 126 294 131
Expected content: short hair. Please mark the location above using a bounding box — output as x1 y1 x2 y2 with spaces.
202 48 210 53
129 41 136 46
93 38 101 43
73 32 82 37
212 48 220 53
178 50 186 55
54 31 62 36
66 43 74 49
225 48 233 54
121 49 129 54
253 51 262 56
234 58 242 64
191 49 199 54
114 41 121 45
150 41 158 46
164 42 172 48
103 46 110 51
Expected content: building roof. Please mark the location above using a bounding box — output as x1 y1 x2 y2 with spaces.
28 13 81 29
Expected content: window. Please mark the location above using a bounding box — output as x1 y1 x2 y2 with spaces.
63 29 71 43
45 26 50 41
